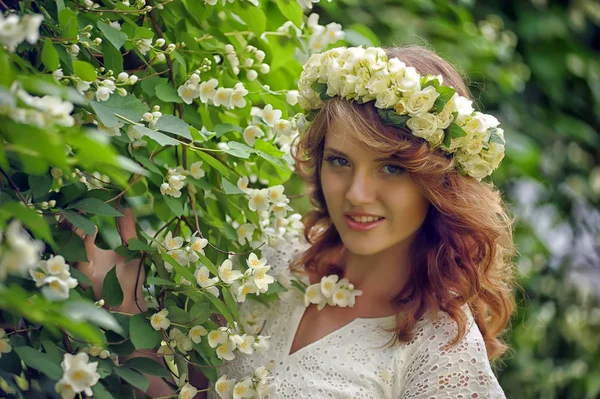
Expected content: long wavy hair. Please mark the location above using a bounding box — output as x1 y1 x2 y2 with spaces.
292 45 516 360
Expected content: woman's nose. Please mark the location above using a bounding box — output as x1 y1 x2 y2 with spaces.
344 170 377 206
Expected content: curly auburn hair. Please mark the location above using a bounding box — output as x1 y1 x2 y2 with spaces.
292 45 516 360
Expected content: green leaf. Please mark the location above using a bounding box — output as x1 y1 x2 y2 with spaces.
276 0 303 28
162 253 195 283
214 123 243 137
443 122 468 147
42 39 60 71
234 3 266 35
488 127 506 145
163 195 184 217
0 202 56 248
431 86 456 113
102 266 124 307
255 139 284 157
166 305 190 324
196 253 219 277
147 276 176 286
128 238 152 251
58 8 78 40
103 41 123 74
155 115 192 140
90 94 150 128
195 151 231 178
155 82 184 103
28 174 53 200
63 301 123 334
189 301 211 324
129 314 162 349
67 197 123 217
73 60 98 82
222 287 240 321
14 347 62 380
222 178 243 194
69 267 92 286
92 383 115 399
97 21 128 50
53 230 88 262
41 340 64 364
376 108 409 128
63 211 96 236
122 357 170 377
311 81 330 101
133 125 180 146
114 367 150 391
200 290 234 326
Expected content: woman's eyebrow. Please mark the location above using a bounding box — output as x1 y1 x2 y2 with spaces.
323 147 398 162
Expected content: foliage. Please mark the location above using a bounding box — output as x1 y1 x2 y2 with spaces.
310 0 600 397
0 0 351 397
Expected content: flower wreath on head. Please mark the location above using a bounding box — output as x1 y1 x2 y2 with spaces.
297 46 506 181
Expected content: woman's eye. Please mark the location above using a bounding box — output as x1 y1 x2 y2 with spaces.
325 156 349 167
381 165 403 175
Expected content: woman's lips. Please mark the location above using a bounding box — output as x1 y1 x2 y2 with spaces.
344 215 385 232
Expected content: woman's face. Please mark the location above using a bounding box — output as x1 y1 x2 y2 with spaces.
320 120 430 256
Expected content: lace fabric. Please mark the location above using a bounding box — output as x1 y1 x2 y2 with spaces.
209 240 506 399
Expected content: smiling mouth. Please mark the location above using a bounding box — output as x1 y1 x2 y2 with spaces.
346 215 384 223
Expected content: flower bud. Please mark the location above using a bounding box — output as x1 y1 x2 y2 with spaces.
93 37 103 45
156 52 166 62
142 112 153 122
246 69 258 81
69 44 80 55
259 63 270 74
127 75 139 84
48 200 57 208
41 201 49 209
244 58 254 67
155 38 166 47
152 111 162 119
232 66 240 75
152 105 161 112
224 44 234 54
116 87 127 96
166 43 176 53
117 72 129 81
255 50 266 62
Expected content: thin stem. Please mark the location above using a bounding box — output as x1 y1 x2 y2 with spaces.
0 167 27 204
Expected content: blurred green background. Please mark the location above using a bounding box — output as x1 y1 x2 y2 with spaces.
289 0 600 397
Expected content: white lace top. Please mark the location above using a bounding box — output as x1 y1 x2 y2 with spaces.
209 240 507 399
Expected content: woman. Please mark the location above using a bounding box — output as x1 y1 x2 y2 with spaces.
80 45 515 398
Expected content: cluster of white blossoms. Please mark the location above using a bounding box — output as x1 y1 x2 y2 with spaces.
207 324 270 361
159 160 205 198
141 104 163 130
29 255 79 301
0 12 43 52
223 44 270 81
54 352 100 399
214 366 271 399
0 82 75 128
83 344 110 360
0 328 12 359
204 0 259 6
54 67 139 102
305 275 363 310
298 46 507 180
235 180 303 248
177 72 248 109
0 220 44 282
161 231 209 269
306 13 344 54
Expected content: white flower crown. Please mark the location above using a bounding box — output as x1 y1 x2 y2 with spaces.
297 46 506 180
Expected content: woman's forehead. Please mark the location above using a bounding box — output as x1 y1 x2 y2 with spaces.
324 126 397 159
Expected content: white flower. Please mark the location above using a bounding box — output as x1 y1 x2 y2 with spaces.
261 104 282 127
254 366 269 381
216 342 236 361
235 334 255 355
242 125 263 146
233 378 255 399
218 259 243 284
45 255 69 275
273 119 292 136
455 152 494 181
325 22 344 44
252 335 270 352
395 66 420 94
169 328 194 353
157 343 175 362
188 325 208 344
96 120 123 136
237 176 250 193
252 266 274 293
304 283 326 310
285 90 299 106
169 249 189 266
0 329 12 358
237 223 255 245
55 378 76 399
246 253 267 270
214 375 235 399
267 185 288 204
60 352 100 396
236 280 258 302
231 83 248 108
177 83 199 105
406 113 439 141
213 87 233 108
194 266 220 296
150 309 171 330
199 79 218 104
320 275 339 297
208 329 228 348
190 235 208 254
188 161 205 179
109 21 121 30
179 383 198 399
52 69 64 81
248 188 270 212
135 38 153 55
41 275 76 301
95 86 112 102
163 231 183 251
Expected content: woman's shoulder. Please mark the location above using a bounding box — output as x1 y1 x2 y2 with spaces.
396 305 506 398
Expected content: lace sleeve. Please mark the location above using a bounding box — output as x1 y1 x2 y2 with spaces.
397 310 506 399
